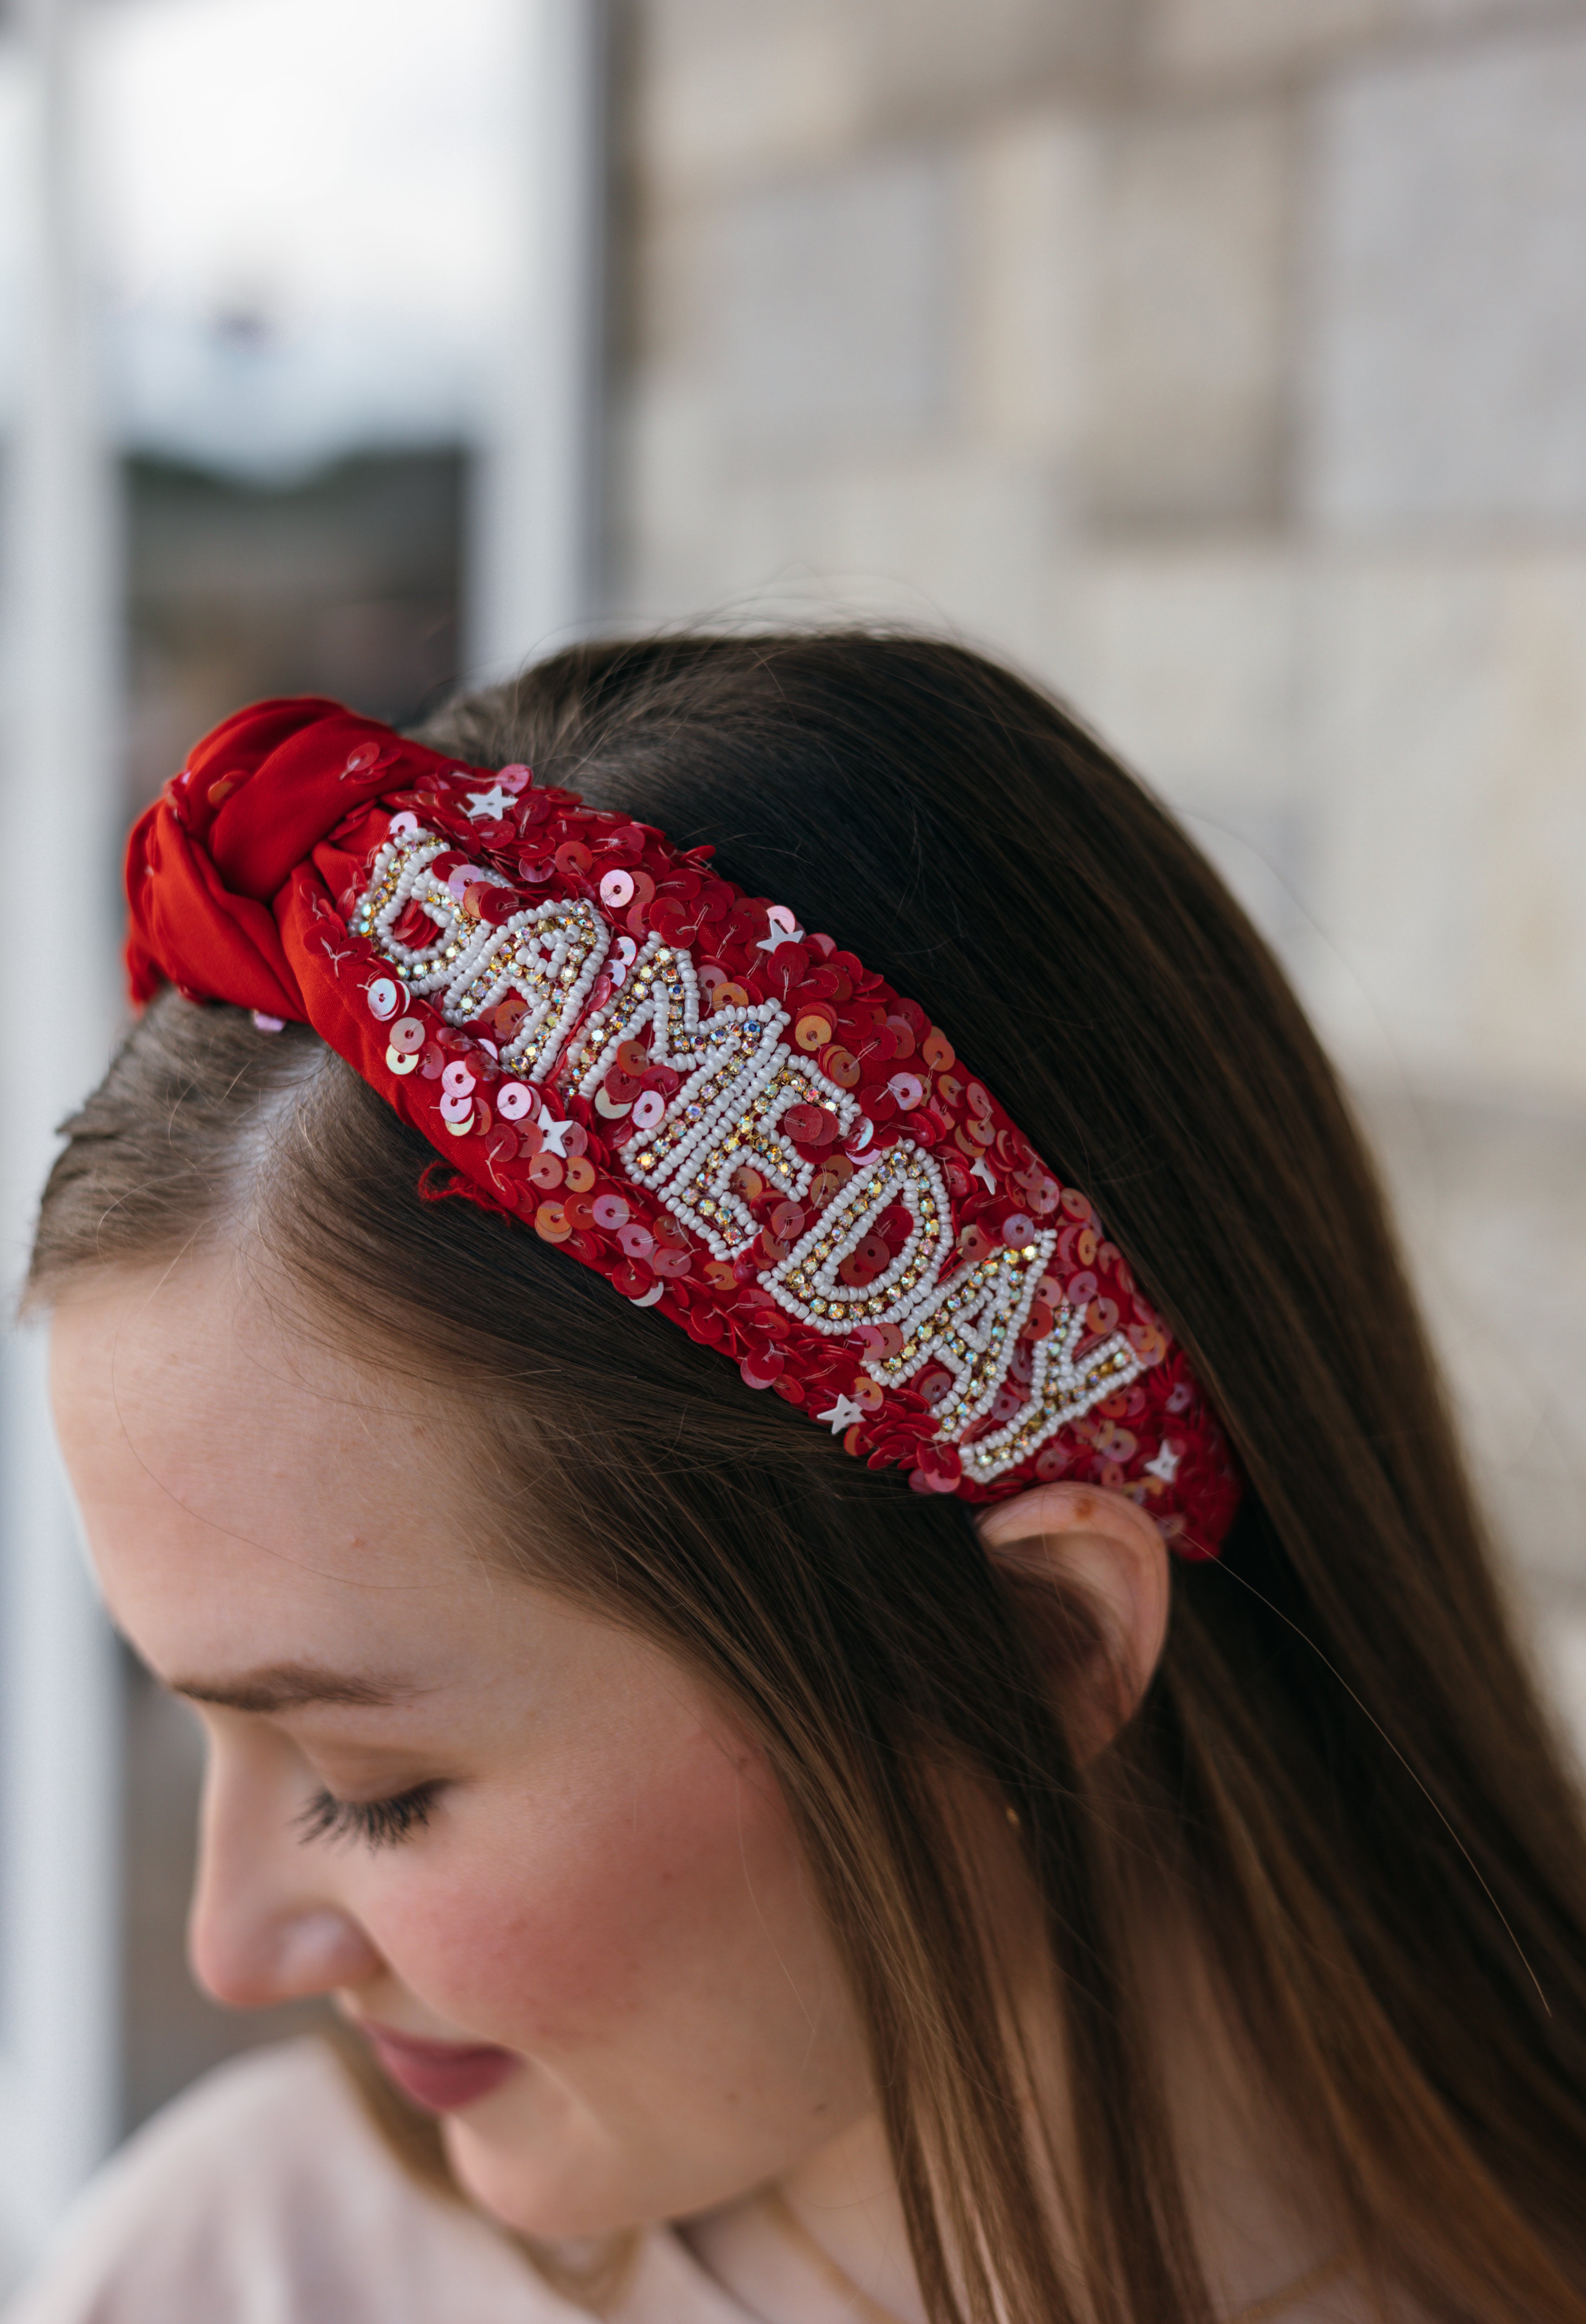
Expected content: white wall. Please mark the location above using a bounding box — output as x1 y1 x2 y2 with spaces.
614 0 1586 1682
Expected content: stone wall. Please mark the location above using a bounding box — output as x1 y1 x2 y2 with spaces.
612 0 1586 1715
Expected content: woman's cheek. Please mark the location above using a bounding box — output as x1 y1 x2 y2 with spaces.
370 1725 805 2050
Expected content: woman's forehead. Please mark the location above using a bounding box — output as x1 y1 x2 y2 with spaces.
49 1256 504 1653
49 1262 688 1738
53 1249 453 1469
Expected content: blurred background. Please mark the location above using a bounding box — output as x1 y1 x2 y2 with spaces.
1 0 1584 2283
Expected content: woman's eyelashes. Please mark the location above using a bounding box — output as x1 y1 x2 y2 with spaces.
295 1781 440 1852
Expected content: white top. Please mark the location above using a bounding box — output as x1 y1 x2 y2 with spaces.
1 2040 758 2324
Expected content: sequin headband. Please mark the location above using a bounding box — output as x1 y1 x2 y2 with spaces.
125 697 1240 1552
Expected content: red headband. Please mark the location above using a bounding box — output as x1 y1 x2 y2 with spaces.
126 697 1240 1553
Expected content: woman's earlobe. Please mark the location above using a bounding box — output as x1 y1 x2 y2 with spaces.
975 1483 1172 1758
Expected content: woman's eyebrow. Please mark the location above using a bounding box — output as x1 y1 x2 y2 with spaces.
169 1663 420 1713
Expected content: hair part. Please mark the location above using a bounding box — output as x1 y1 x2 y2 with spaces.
31 631 1586 2324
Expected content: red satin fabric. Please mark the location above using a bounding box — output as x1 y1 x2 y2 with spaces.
127 697 410 1016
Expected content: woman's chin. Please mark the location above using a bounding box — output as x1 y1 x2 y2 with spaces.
440 2114 640 2243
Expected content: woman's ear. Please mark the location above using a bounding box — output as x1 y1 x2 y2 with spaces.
975 1483 1171 1758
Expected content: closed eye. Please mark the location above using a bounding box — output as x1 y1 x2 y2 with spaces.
295 1782 439 1852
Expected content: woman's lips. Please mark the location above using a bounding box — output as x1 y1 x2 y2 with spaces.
359 2022 520 2113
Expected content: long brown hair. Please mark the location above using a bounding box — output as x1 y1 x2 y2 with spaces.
29 634 1586 2323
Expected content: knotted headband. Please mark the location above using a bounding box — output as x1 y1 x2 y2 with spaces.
126 697 1241 1553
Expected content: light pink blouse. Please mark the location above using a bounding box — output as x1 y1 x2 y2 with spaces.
1 2041 758 2324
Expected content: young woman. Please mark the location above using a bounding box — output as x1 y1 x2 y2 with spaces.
13 634 1586 2324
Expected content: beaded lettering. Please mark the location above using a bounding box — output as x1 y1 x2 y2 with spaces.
566 932 865 1258
768 1151 1143 1483
355 828 607 1079
899 1253 1142 1487
355 829 1145 1484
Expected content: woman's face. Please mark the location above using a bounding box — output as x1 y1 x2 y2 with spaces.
49 1253 873 2238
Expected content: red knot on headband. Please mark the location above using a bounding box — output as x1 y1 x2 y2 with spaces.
126 696 1241 1554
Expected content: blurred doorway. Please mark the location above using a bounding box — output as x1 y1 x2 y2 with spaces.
0 0 604 2268
125 449 464 821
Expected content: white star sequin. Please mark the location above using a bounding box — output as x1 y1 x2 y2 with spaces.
969 1154 997 1192
817 1392 867 1434
536 1106 575 1156
1143 1442 1180 1484
756 904 805 953
466 783 515 821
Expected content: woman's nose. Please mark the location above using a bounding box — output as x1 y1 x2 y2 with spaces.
187 1759 384 2009
189 1888 382 2009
